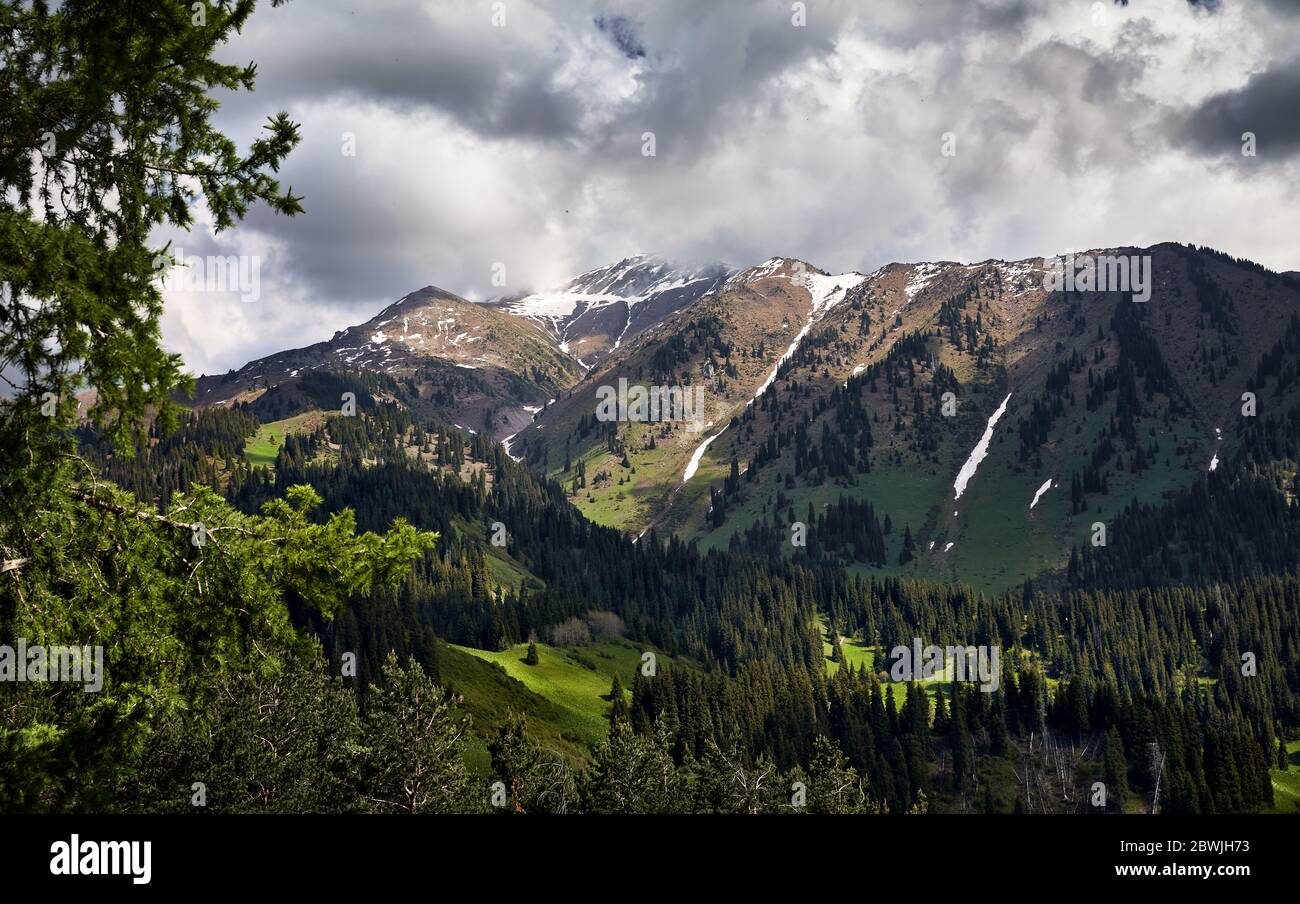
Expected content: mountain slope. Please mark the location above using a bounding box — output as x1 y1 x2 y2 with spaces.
505 258 867 531
513 244 1300 592
190 286 584 439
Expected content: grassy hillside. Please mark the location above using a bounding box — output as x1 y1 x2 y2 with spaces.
243 411 324 467
1269 740 1300 814
437 641 589 768
451 638 677 750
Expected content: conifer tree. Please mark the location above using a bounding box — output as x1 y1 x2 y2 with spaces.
1 0 303 483
899 525 916 564
1102 727 1131 812
581 719 685 814
807 735 871 814
608 674 629 725
361 654 478 814
488 715 574 815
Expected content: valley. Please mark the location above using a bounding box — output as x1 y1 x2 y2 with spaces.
26 241 1300 816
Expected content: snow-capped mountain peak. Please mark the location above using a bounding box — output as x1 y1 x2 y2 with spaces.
491 255 733 368
504 255 732 320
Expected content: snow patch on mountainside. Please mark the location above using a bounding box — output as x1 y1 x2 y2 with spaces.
684 270 863 483
1029 478 1054 510
953 393 1012 500
998 259 1042 296
750 272 863 402
906 263 944 301
612 307 633 350
683 426 727 482
805 271 866 314
752 318 815 401
724 257 790 290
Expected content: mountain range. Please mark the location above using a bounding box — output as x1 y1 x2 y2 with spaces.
186 243 1300 594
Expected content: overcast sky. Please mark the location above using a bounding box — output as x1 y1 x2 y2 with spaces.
160 0 1300 376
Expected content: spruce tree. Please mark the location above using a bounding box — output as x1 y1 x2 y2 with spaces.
608 674 629 725
1102 727 1131 812
362 654 478 814
899 525 916 564
1 0 303 481
581 719 685 814
807 735 871 814
488 715 574 815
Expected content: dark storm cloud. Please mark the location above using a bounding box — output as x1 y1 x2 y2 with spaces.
237 146 418 304
595 14 646 59
1180 56 1300 159
973 0 1034 32
224 0 865 289
214 3 583 141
